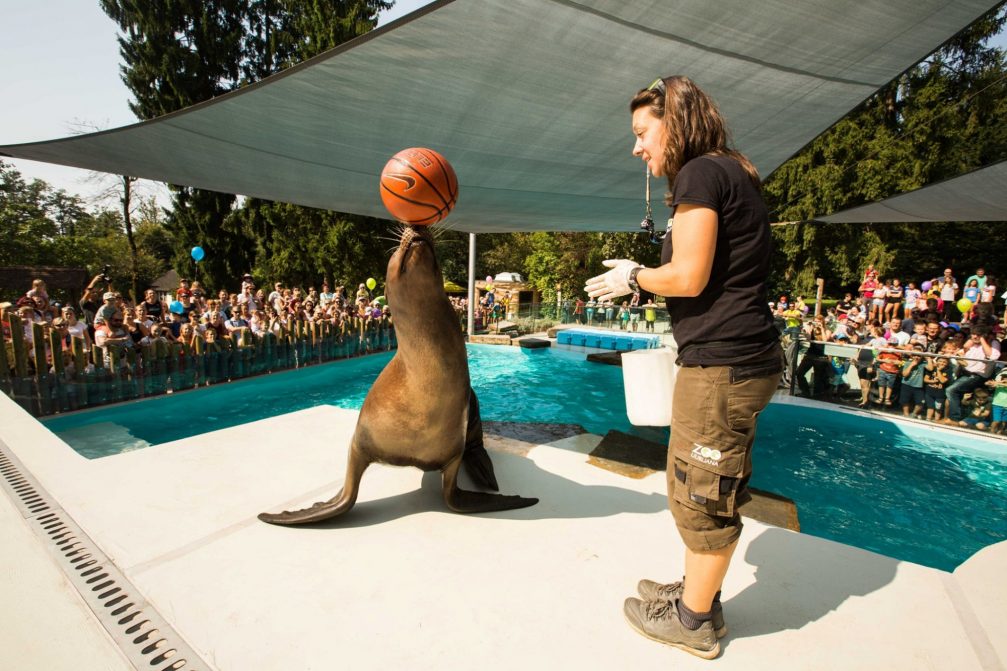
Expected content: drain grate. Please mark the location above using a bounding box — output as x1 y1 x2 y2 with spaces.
0 441 209 671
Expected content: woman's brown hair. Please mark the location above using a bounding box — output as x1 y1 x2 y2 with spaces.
630 75 760 204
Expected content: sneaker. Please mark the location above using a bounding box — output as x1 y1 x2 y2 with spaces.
623 597 720 660
637 579 727 638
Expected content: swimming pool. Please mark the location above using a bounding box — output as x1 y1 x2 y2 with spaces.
42 344 1007 571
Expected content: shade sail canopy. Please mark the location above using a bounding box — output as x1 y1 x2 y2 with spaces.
816 160 1007 223
1 0 998 232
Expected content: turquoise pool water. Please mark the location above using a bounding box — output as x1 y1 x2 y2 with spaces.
42 344 1007 571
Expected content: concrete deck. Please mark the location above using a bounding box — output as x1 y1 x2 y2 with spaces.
1 391 1004 670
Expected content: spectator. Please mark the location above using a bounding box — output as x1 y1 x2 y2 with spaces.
874 338 903 408
94 312 132 366
781 302 802 339
225 308 250 334
923 355 950 422
965 267 987 290
859 271 879 321
319 283 335 308
883 278 903 322
847 330 875 408
585 297 597 325
945 323 1000 424
986 366 1007 435
61 306 91 351
938 269 958 321
836 292 854 317
885 317 910 346
981 276 997 305
178 323 199 350
629 291 641 331
237 283 259 313
923 320 943 353
795 319 830 397
176 278 192 303
903 282 921 319
959 388 992 431
218 289 233 318
963 279 980 307
78 274 107 329
618 301 630 330
899 342 926 418
141 289 164 321
908 321 928 347
97 291 119 324
643 298 657 332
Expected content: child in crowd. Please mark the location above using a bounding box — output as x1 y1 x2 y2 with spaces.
875 337 903 407
923 355 951 422
618 301 630 330
899 342 926 418
987 367 1007 434
847 330 875 408
959 388 992 431
903 282 920 319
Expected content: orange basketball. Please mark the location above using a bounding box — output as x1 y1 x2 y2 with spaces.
379 147 459 226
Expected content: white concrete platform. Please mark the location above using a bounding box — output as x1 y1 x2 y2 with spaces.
1 393 1005 670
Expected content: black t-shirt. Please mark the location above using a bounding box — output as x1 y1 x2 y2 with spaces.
143 299 163 320
660 155 777 366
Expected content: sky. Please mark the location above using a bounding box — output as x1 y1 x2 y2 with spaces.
0 0 433 208
0 1 1003 210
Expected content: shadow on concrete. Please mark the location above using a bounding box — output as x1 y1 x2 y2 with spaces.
721 527 899 646
290 449 668 530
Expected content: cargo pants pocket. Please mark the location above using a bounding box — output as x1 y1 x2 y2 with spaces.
671 456 742 519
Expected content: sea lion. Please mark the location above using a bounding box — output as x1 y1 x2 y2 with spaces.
259 225 537 525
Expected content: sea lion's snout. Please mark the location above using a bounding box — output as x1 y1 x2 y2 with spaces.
394 225 436 273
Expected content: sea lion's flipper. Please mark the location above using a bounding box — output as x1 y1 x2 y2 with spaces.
462 387 500 491
258 447 369 526
442 456 538 513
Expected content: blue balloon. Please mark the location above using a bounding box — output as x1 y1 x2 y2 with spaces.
169 300 185 315
191 246 205 262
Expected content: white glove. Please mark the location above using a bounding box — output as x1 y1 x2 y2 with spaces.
584 259 642 302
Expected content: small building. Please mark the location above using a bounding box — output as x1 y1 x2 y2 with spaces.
475 273 540 317
150 269 181 303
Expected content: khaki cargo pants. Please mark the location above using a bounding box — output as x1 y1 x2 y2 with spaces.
668 359 781 551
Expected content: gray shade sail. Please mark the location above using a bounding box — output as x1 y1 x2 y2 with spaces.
816 160 1007 223
0 0 999 232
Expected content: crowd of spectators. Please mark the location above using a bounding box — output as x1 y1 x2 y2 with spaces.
780 265 1007 434
2 273 393 374
562 293 663 332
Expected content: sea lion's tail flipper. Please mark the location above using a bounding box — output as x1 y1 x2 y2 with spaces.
462 388 500 491
258 448 369 526
442 456 538 513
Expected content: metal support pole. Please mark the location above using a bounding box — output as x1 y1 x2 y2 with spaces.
467 233 476 339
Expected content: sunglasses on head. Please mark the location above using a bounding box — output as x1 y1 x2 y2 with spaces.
647 77 666 96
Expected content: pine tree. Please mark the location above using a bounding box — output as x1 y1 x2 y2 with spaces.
100 0 391 291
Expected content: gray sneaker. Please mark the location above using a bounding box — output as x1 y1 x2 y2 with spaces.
637 579 727 638
623 597 720 659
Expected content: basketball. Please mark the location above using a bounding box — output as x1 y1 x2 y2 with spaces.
379 147 459 226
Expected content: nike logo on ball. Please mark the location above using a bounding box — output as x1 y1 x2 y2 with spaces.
388 174 416 190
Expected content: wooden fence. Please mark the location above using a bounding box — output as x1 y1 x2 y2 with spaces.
1 314 396 418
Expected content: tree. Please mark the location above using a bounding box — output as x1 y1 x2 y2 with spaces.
763 6 1007 297
0 161 172 302
100 0 392 293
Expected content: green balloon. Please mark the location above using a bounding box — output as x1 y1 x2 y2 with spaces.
366 277 377 290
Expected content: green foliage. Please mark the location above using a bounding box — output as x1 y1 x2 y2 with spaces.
0 161 172 301
764 6 1007 296
235 199 389 289
100 0 391 292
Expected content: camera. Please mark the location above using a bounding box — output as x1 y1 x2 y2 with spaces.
102 264 111 282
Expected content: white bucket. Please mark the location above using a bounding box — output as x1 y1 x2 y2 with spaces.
622 347 677 426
